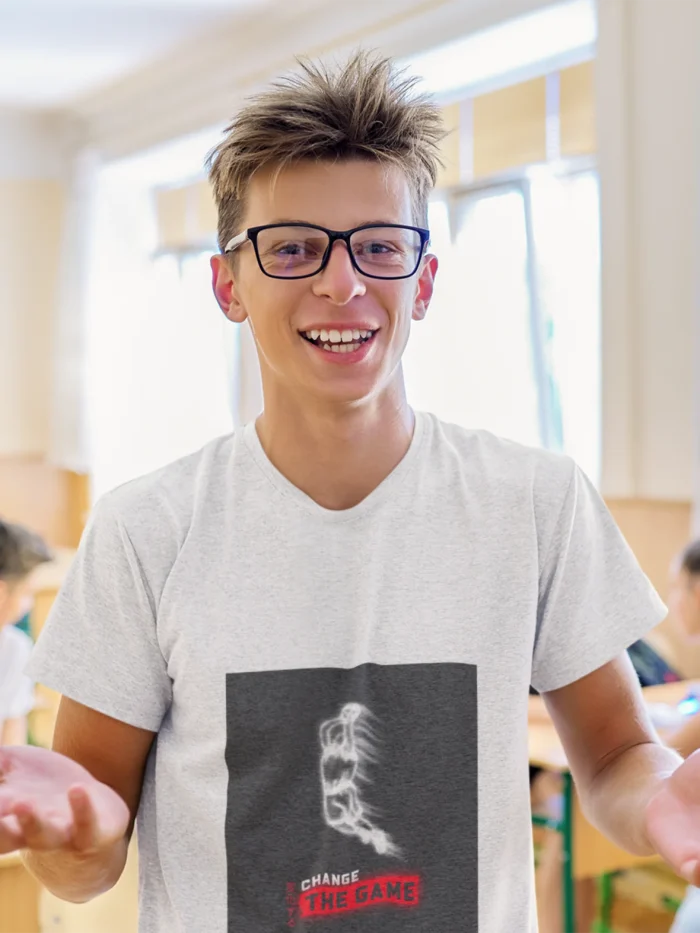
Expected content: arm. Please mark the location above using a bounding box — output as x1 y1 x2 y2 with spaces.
21 695 155 903
544 652 682 856
666 712 700 761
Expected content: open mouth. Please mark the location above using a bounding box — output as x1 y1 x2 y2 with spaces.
300 328 378 354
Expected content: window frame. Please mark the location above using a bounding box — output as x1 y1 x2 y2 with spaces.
434 153 598 457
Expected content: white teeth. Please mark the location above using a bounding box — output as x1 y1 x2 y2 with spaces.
320 342 363 354
303 328 376 347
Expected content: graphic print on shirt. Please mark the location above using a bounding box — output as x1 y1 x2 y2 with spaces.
225 661 478 932
320 702 401 857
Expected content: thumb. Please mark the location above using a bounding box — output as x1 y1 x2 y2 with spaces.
680 859 699 884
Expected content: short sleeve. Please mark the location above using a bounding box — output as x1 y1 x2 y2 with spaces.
531 460 668 694
26 495 173 731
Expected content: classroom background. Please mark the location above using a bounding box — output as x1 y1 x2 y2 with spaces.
1 0 699 930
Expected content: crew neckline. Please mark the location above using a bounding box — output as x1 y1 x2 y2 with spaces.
242 410 429 522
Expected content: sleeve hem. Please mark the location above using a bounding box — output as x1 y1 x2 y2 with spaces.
25 669 164 733
531 603 669 695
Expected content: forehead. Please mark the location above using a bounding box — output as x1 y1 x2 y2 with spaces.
244 159 414 229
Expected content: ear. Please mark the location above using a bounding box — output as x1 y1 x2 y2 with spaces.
412 253 438 322
211 254 248 324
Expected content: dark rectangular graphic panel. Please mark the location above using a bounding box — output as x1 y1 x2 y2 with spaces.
225 662 478 932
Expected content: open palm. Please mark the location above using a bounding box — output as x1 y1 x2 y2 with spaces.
0 745 129 854
645 749 700 885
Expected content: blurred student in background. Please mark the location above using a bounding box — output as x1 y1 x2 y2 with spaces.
667 540 700 933
0 520 52 745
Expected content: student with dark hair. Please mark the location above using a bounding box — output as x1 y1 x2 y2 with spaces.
0 520 52 745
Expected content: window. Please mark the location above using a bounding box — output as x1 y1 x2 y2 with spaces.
403 165 601 483
145 250 238 461
86 155 236 499
530 168 601 480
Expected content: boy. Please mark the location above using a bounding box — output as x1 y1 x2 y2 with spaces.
0 520 52 745
1 52 700 933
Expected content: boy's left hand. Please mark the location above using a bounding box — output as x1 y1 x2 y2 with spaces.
645 749 700 885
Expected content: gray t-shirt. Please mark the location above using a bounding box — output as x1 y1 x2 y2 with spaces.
28 411 667 933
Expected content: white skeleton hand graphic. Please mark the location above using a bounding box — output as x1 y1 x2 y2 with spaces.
319 702 401 857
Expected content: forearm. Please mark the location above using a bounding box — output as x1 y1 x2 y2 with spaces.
22 834 128 903
581 741 682 855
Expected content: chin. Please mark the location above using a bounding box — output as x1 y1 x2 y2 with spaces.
318 386 377 407
301 366 383 399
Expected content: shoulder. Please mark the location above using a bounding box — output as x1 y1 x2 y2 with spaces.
98 433 235 522
88 432 236 563
426 414 575 497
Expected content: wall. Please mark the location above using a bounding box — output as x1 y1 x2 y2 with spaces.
597 0 700 502
0 111 69 456
594 0 700 670
0 110 88 545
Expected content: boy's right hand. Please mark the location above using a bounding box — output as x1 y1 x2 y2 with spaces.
0 745 130 855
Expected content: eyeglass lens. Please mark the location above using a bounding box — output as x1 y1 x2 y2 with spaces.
254 226 424 278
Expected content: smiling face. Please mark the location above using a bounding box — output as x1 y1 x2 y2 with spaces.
211 159 437 411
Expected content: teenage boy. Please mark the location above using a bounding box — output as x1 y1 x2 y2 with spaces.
2 53 699 933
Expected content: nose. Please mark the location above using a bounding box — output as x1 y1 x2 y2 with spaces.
311 241 366 305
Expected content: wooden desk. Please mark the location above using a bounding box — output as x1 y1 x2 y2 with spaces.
0 854 40 933
529 681 697 931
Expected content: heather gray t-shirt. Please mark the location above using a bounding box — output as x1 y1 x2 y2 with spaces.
28 411 667 933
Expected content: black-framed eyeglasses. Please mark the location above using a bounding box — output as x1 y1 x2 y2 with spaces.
223 222 431 280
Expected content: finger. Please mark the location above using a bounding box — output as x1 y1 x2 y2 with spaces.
0 790 16 819
681 858 700 885
68 785 98 852
0 815 24 855
11 802 71 851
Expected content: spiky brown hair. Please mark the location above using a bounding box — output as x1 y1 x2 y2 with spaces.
207 50 446 250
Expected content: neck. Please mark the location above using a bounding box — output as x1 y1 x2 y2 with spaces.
255 379 415 510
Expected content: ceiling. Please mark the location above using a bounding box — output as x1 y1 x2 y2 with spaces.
0 0 269 110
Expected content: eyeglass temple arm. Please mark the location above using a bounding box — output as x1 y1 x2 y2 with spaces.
223 231 249 253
